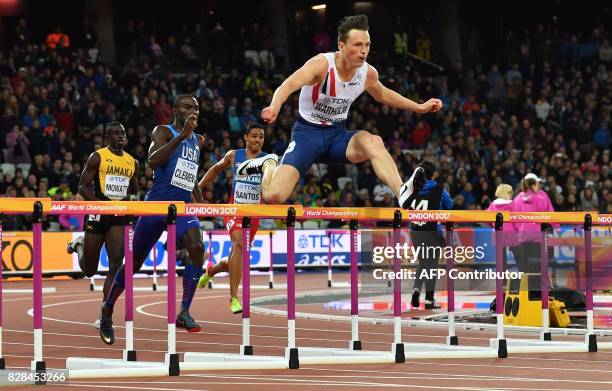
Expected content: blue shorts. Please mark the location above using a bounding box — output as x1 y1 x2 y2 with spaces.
133 215 201 257
280 118 357 176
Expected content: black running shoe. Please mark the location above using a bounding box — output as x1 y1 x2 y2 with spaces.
399 167 427 209
424 300 441 310
411 289 420 308
99 307 115 345
176 311 202 332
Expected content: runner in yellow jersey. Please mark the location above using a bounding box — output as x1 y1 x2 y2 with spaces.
67 122 139 332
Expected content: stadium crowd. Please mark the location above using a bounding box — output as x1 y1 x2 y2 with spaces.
0 17 610 230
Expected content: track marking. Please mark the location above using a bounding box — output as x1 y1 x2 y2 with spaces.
136 299 504 342
303 367 612 384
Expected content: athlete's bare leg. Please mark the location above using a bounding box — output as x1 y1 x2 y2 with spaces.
204 228 245 299
208 255 230 275
227 229 243 299
261 162 300 204
346 131 403 197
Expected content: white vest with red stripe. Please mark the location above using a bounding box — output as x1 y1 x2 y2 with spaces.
298 52 368 125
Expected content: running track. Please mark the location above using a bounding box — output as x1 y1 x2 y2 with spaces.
1 274 611 391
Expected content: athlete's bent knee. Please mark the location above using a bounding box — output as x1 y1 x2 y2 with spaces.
367 134 385 151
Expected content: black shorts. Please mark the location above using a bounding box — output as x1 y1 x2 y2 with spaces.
84 214 126 235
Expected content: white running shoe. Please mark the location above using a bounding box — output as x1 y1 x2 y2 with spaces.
93 314 101 329
236 154 279 178
67 236 84 255
398 167 427 209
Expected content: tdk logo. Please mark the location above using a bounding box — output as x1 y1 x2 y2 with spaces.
297 233 344 249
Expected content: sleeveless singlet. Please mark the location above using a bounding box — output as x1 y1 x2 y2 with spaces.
298 52 368 125
145 124 200 202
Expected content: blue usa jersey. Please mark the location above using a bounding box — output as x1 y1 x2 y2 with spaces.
146 125 200 202
231 149 265 204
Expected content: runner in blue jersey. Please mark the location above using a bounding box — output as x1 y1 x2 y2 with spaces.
196 124 267 314
98 95 206 345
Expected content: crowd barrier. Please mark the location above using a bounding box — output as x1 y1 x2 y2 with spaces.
0 198 609 381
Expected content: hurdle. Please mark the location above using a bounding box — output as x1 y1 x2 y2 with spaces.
382 210 499 360
594 214 612 350
489 212 604 354
0 199 53 383
180 204 295 370
63 201 181 378
295 208 501 364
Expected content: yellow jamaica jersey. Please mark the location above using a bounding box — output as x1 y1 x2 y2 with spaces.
95 147 135 200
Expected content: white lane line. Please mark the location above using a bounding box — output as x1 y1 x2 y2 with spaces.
507 355 612 365
400 359 612 374
52 385 208 391
136 299 496 341
302 367 612 384
47 381 612 391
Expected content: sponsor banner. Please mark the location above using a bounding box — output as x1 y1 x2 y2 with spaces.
67 229 357 272
596 214 612 225
303 207 397 220
0 198 52 214
50 201 185 216
404 210 506 223
2 232 73 272
509 211 598 224
185 204 300 218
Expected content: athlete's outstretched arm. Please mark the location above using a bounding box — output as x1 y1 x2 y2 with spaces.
148 114 198 169
365 66 442 113
262 55 328 123
78 152 106 201
198 150 235 192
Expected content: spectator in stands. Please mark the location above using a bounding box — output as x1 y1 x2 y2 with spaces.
4 125 31 165
46 27 70 50
580 186 599 211
53 98 74 137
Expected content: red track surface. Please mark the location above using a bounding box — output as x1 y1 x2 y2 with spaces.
1 274 611 391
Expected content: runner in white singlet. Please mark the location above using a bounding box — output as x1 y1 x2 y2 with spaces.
237 15 443 209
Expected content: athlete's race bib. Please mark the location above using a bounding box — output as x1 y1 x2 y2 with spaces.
104 175 130 199
171 157 198 191
233 182 261 204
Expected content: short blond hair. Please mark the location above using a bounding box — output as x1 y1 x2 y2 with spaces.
495 184 513 200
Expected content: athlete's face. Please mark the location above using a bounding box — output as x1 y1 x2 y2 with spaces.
244 128 264 153
106 124 126 150
339 29 370 67
174 97 199 125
